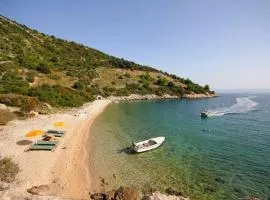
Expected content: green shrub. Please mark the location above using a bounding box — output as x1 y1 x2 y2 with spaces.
204 85 210 91
0 71 30 94
26 71 36 83
29 85 84 107
36 64 50 74
156 77 168 86
72 81 84 90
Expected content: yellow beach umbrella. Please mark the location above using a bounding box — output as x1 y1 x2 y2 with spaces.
53 121 65 128
25 130 45 137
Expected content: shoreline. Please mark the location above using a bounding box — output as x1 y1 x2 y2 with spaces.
0 94 216 199
107 93 217 101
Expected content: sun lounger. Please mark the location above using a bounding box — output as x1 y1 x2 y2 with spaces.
27 140 59 152
28 144 57 151
35 140 58 146
45 133 64 138
47 130 66 134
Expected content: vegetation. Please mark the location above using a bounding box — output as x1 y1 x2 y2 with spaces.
0 15 214 110
0 157 19 183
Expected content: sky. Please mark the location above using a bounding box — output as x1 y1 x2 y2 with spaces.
1 0 270 90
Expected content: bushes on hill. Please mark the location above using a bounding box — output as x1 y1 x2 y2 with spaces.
0 71 29 95
72 81 84 90
0 16 214 109
26 71 37 83
29 84 84 107
36 64 51 74
156 77 168 86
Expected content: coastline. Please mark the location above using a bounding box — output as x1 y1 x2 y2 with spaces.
0 93 215 199
107 93 217 101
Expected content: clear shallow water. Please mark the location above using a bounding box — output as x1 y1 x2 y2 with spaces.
90 94 270 200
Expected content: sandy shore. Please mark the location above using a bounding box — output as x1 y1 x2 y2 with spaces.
0 99 111 199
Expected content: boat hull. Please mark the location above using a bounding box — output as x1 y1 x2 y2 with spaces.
132 136 165 153
201 112 209 118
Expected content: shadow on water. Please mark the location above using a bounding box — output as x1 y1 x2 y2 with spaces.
117 146 136 155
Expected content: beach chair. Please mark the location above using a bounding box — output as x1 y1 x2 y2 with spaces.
28 141 59 152
35 140 59 145
29 144 57 151
46 130 66 135
45 133 64 138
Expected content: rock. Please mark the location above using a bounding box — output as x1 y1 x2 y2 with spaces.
29 110 39 117
0 181 10 191
0 103 7 110
90 193 107 200
165 187 186 197
96 95 104 100
114 186 140 200
27 185 50 195
105 190 116 200
90 186 140 200
182 92 217 99
145 191 189 200
36 103 52 114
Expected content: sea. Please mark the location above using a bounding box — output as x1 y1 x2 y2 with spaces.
89 93 270 200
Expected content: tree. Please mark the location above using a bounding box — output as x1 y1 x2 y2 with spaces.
36 64 50 74
156 77 168 86
204 85 210 91
72 81 84 90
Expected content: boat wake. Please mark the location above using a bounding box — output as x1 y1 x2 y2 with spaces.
207 97 258 117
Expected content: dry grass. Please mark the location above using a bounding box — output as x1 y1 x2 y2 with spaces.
94 67 186 88
0 157 19 183
31 71 77 88
0 109 15 125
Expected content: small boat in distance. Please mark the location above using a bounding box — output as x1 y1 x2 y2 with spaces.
201 111 210 118
132 137 165 153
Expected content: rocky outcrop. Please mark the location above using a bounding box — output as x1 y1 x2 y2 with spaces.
183 92 217 99
107 94 179 101
90 186 141 200
90 186 190 200
27 185 50 195
144 191 189 200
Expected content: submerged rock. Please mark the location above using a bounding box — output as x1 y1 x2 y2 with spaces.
114 186 140 200
90 186 140 200
144 191 189 200
90 186 190 200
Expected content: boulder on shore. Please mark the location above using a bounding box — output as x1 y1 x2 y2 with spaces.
90 186 140 200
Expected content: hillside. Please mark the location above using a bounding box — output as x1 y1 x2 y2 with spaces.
0 15 214 111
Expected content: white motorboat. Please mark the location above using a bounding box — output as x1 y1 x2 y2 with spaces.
201 111 210 118
132 136 165 153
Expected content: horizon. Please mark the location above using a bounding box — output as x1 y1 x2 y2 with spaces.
216 88 270 94
1 0 270 90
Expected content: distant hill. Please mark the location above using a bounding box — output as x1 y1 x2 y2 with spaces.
0 15 214 111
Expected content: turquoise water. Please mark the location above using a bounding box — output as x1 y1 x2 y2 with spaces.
90 94 270 200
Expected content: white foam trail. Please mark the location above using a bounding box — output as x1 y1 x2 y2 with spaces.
207 97 258 117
